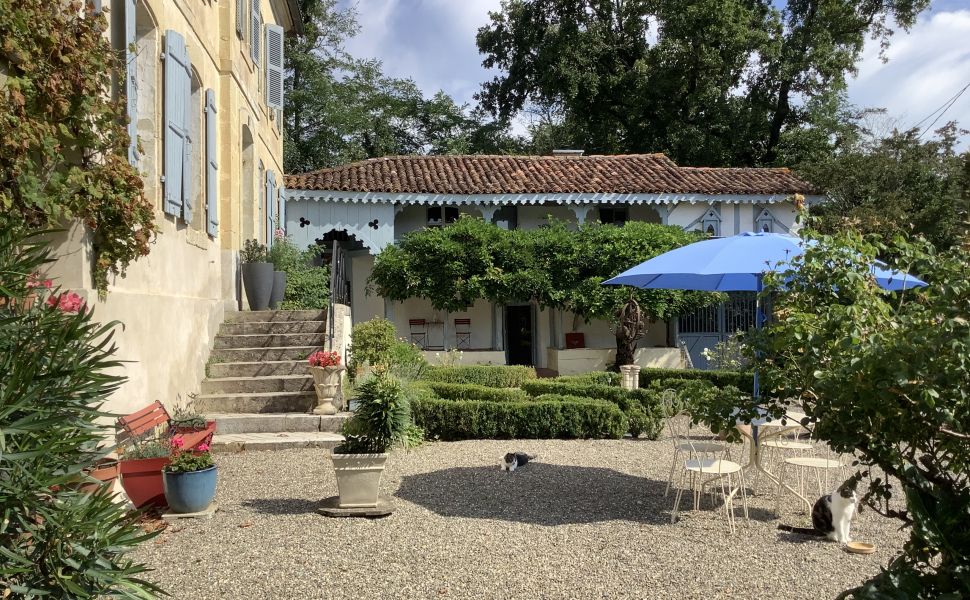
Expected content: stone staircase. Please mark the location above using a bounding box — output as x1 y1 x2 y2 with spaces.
196 310 350 451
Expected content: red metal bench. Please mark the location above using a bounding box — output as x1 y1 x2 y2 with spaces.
117 400 215 449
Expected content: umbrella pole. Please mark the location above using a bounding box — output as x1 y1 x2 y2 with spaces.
753 275 763 401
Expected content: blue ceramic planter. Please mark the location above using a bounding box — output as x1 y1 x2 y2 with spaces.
162 466 218 513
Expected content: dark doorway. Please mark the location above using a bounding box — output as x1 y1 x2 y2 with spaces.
505 305 533 366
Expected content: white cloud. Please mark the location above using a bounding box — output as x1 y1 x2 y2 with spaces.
848 10 970 141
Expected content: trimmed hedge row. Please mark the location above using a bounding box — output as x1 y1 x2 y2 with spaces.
553 371 621 386
411 396 628 441
520 380 664 439
638 368 753 393
422 381 528 403
420 365 537 388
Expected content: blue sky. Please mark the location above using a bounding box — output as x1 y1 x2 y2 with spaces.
339 0 970 146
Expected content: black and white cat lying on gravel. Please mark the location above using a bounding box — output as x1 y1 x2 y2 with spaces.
501 452 536 472
778 480 858 543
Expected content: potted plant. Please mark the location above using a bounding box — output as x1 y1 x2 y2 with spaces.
241 239 273 311
308 349 344 415
118 437 171 508
170 407 214 434
162 438 217 514
267 231 299 309
76 456 121 494
331 374 411 508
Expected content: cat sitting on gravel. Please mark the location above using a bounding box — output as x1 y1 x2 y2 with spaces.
501 452 536 472
778 479 858 543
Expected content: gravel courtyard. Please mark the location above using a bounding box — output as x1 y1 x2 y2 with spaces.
134 437 906 599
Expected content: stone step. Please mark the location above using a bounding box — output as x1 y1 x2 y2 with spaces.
208 412 351 434
209 346 317 363
220 320 326 335
208 360 308 378
213 332 324 349
211 431 344 452
193 391 316 414
201 374 313 394
224 310 327 323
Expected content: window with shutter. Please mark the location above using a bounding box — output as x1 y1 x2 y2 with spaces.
163 30 190 217
250 0 261 64
125 0 137 165
235 0 245 38
205 89 219 237
265 24 284 110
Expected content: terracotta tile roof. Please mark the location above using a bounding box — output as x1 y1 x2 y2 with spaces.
284 154 814 195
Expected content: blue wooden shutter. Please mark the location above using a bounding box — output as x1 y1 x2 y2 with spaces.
265 171 275 247
250 0 261 64
163 30 189 217
235 0 245 38
279 186 286 235
265 24 284 110
125 0 137 164
205 89 219 237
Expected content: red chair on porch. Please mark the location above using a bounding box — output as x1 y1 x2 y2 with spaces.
454 318 471 349
409 319 428 349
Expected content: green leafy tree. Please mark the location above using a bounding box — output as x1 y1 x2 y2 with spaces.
705 226 969 597
0 0 157 295
0 226 161 598
284 0 525 174
797 121 969 252
476 0 929 167
369 217 713 369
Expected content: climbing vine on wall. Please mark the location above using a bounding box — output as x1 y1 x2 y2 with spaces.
0 0 156 296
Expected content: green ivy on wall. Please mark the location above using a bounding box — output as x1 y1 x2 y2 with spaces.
0 0 157 296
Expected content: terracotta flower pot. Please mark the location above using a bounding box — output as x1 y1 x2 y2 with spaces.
77 459 120 494
119 456 170 508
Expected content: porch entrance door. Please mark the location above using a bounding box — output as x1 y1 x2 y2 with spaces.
504 305 534 366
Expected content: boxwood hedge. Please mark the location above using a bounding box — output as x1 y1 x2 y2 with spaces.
638 367 752 393
420 365 537 388
520 380 664 439
411 395 628 441
422 381 529 403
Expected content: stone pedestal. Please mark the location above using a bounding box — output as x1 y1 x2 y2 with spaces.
619 364 641 390
309 365 344 415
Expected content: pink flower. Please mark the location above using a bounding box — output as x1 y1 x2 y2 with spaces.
274 228 285 240
46 291 86 314
308 350 341 367
26 273 53 290
171 438 185 449
197 443 210 452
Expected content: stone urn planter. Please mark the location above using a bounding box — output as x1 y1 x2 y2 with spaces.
331 452 389 508
619 364 641 390
309 365 344 415
268 271 286 309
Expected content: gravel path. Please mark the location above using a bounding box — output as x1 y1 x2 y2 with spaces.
133 437 906 599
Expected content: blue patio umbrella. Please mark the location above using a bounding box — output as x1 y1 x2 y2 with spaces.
602 231 927 397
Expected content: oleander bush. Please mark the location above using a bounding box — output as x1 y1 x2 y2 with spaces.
422 381 529 403
0 226 161 597
420 365 537 388
411 395 627 441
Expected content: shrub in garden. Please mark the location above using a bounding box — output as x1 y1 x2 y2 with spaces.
338 374 414 453
554 371 621 386
638 367 752 393
521 380 664 439
420 364 537 388
269 238 330 310
347 317 397 380
385 339 428 382
411 396 627 441
713 229 970 597
0 227 160 597
423 381 529 403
